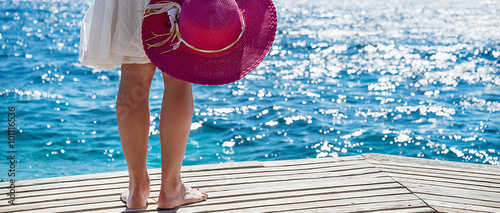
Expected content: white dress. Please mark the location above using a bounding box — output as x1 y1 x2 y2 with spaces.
79 0 150 70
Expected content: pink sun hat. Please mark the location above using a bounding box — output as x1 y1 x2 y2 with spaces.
140 0 277 85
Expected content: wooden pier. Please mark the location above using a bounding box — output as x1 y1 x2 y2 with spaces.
1 153 499 212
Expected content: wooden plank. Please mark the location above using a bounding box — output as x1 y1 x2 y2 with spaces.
4 173 389 212
180 188 415 212
378 170 500 189
181 181 402 207
2 166 382 204
92 189 420 213
88 204 159 213
363 153 500 174
0 194 132 213
4 158 371 195
24 181 403 213
377 168 500 187
15 200 127 213
362 207 436 213
0 169 130 190
416 193 500 209
1 163 373 196
431 206 490 213
6 182 402 212
1 165 381 202
90 202 433 213
174 157 370 180
9 154 498 213
286 202 434 213
424 199 500 213
0 161 264 189
401 182 500 204
371 163 500 182
191 169 384 192
181 161 375 183
13 175 397 213
197 193 424 213
8 171 383 208
2 174 397 212
385 175 500 193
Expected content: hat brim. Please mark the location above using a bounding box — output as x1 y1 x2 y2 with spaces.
142 0 277 85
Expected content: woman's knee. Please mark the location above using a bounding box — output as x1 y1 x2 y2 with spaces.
118 63 157 104
122 63 155 81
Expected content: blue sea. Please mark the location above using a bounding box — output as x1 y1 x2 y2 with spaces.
1 0 499 181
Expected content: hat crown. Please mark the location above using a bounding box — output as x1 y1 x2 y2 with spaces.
178 0 243 50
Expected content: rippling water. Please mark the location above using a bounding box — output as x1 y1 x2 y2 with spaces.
1 0 499 180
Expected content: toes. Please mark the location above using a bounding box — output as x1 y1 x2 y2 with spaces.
196 188 208 195
196 189 208 200
157 185 207 209
186 188 208 201
120 190 129 204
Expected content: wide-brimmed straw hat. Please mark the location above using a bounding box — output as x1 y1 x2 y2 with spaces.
141 0 277 85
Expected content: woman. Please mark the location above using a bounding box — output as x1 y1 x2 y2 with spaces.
79 0 207 210
79 0 276 210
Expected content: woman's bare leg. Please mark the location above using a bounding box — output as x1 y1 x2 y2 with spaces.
117 63 156 209
156 74 207 209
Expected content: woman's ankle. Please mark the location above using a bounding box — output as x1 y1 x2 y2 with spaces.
129 173 151 191
160 178 183 195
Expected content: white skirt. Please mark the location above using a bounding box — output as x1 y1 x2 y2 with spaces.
79 0 151 70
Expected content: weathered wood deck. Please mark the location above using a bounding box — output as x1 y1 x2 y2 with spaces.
1 153 499 212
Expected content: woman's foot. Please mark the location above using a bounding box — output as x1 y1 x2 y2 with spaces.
120 179 151 209
157 183 208 209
